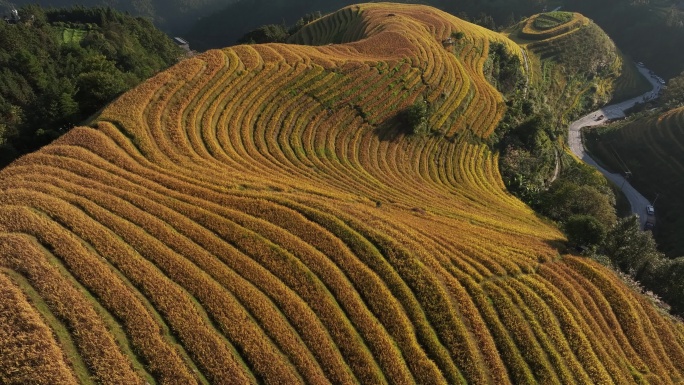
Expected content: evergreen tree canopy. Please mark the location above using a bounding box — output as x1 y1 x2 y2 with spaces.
0 5 182 168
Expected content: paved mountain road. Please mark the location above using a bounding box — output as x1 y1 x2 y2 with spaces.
567 65 662 229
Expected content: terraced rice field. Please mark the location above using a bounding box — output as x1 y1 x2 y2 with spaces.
2 3 684 384
586 105 684 257
531 12 574 31
609 54 653 102
519 12 587 42
509 13 589 115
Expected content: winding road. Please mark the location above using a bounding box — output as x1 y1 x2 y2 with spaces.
567 65 662 229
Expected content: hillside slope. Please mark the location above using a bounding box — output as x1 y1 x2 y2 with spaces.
586 105 684 257
2 3 684 384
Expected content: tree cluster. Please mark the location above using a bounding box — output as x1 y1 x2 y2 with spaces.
663 70 684 109
486 41 557 199
537 162 617 249
0 5 182 167
4 0 231 33
483 42 526 97
599 215 684 316
497 106 562 204
402 99 429 136
237 11 323 45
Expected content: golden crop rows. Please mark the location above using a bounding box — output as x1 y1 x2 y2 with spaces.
2 3 684 384
0 268 78 385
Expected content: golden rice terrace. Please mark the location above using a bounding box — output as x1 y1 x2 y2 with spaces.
1 3 684 384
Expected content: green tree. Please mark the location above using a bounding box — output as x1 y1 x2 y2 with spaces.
238 24 289 44
565 214 607 248
451 31 465 40
540 181 617 228
58 92 79 121
602 215 662 278
644 257 684 314
76 71 127 110
403 99 429 136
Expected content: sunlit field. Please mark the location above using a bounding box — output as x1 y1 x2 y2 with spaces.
2 3 684 384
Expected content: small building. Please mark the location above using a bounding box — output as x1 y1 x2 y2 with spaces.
174 37 190 52
4 8 20 24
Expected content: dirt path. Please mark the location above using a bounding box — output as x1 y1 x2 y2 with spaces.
567 65 661 229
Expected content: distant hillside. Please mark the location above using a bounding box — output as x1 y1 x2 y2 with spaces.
185 0 684 80
0 0 234 32
0 5 183 167
568 0 684 79
2 3 684 384
184 0 359 51
184 0 547 51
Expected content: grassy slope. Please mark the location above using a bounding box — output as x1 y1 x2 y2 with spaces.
586 106 684 258
1 3 684 384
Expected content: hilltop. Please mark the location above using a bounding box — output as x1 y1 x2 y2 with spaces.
494 10 648 204
2 3 684 384
507 11 649 120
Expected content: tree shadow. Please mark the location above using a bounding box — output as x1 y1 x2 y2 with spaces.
371 113 408 142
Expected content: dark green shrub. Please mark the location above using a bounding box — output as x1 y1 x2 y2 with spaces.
565 214 606 248
403 99 429 136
